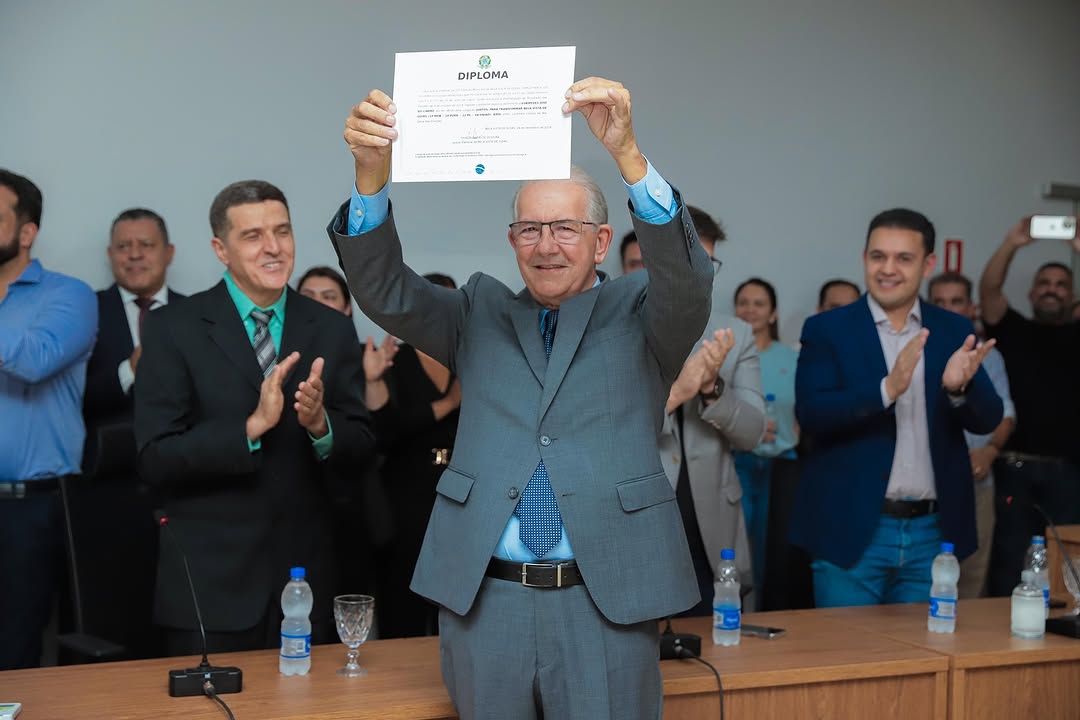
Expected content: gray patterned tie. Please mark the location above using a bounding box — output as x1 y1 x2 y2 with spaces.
250 309 277 377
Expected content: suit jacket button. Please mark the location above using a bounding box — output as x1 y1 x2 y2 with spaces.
539 435 552 446
508 487 519 499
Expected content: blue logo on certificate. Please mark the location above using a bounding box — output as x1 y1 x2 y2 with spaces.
475 163 486 175
479 55 491 69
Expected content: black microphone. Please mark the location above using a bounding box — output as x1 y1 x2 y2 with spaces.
155 511 243 696
1005 497 1080 638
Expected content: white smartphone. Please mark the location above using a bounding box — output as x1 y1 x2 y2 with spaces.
1030 215 1076 241
0 703 22 719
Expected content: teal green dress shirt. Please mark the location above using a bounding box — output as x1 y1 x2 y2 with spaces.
223 272 333 458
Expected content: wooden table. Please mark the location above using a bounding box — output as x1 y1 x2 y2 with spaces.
1045 524 1080 608
664 610 948 719
0 609 950 719
818 597 1080 720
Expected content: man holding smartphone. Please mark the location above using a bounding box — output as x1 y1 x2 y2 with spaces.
979 215 1080 596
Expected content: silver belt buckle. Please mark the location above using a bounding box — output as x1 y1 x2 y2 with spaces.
521 562 558 588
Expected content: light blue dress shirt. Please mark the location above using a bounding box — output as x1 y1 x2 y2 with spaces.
753 342 799 459
0 260 98 481
344 161 680 562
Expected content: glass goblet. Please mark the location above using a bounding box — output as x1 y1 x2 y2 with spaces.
1063 553 1080 616
334 594 374 677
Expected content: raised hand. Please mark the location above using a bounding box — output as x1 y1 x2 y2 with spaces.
344 89 397 194
562 77 645 183
295 357 328 438
942 334 996 394
884 329 928 403
246 351 301 441
666 329 735 413
363 333 399 383
1006 215 1036 249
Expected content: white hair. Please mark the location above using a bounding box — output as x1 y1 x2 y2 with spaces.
511 166 608 225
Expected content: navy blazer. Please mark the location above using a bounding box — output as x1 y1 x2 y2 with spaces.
791 296 1003 567
83 283 185 426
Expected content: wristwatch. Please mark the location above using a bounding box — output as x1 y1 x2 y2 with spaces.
701 376 725 402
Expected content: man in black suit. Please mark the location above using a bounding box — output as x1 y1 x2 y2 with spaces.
79 208 182 658
84 208 183 463
135 180 373 655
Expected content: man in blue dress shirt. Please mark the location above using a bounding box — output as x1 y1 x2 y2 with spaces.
0 169 98 669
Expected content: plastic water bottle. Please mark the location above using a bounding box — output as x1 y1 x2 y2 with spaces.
280 567 313 675
1011 570 1046 639
1024 536 1050 617
928 542 960 633
761 393 777 453
713 548 741 646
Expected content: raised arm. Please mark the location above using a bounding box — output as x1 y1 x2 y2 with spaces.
979 216 1033 326
563 77 712 381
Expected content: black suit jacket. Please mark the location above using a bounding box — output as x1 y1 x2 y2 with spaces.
82 284 185 475
134 281 373 634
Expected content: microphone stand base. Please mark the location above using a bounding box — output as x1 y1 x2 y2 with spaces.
1046 614 1080 639
168 665 243 696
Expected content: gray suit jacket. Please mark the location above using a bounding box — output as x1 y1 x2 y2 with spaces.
657 309 764 593
329 196 713 624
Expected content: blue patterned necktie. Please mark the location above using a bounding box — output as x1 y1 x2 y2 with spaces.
515 309 563 557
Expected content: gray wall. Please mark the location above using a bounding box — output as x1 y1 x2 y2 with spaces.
3 0 1078 341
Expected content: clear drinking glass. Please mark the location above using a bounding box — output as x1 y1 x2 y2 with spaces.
1063 553 1080 615
333 594 374 677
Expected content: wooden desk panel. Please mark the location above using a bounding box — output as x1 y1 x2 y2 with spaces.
1045 524 1080 608
818 597 1080 720
664 611 948 720
0 609 950 719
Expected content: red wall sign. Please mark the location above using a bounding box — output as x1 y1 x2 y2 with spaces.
944 239 963 273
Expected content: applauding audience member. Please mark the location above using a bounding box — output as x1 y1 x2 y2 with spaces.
0 169 97 669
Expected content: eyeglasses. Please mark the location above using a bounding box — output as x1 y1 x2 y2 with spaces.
509 219 598 245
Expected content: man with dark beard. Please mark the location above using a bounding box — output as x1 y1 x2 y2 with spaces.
979 215 1080 595
0 169 98 668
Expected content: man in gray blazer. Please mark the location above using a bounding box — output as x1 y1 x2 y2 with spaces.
328 77 713 719
657 314 764 614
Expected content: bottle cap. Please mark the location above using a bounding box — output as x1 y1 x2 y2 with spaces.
765 393 776 402
290 566 306 579
1032 536 1046 545
941 542 954 553
721 548 735 560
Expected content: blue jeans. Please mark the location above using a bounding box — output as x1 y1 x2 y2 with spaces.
812 513 941 607
734 452 771 608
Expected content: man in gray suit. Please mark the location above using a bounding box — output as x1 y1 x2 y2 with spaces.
627 211 765 614
328 77 713 719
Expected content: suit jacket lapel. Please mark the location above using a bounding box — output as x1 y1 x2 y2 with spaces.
855 296 889 380
538 286 601 422
204 281 264 392
279 289 317 388
104 284 135 357
511 291 545 386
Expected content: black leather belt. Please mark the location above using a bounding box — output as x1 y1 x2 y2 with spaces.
0 478 61 499
486 558 583 588
999 452 1070 468
882 499 937 518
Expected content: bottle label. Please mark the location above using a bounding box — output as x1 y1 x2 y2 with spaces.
1043 587 1050 608
929 597 956 619
280 633 311 659
715 607 740 631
